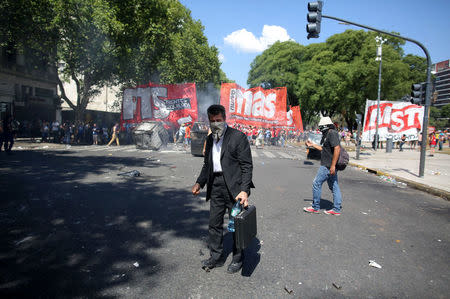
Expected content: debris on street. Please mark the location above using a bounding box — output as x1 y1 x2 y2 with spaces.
379 175 396 184
15 236 34 246
133 262 140 268
332 282 342 290
117 170 141 177
369 260 382 269
396 182 407 188
133 122 169 150
284 286 293 294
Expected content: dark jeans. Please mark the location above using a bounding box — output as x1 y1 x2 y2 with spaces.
399 141 405 151
52 131 59 143
209 174 242 263
2 132 13 152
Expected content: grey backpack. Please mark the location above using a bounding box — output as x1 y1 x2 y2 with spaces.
336 147 349 170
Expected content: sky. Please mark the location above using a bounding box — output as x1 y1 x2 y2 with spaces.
179 0 450 88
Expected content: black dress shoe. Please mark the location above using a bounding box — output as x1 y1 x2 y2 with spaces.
226 261 243 274
201 257 225 271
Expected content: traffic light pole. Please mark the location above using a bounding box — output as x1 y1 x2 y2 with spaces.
322 14 432 177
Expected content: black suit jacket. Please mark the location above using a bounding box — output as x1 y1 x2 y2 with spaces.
196 127 255 201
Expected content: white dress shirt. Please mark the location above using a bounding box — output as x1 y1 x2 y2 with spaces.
212 125 227 173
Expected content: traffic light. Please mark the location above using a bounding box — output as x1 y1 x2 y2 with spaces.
410 82 426 105
307 1 323 39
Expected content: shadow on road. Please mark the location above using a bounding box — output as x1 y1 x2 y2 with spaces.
303 198 333 210
241 237 261 277
0 150 207 297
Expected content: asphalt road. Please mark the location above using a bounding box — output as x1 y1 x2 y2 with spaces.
0 143 449 298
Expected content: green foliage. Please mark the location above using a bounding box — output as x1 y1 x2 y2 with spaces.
429 105 450 129
441 104 450 119
109 0 224 87
248 41 305 107
1 0 225 121
247 29 429 129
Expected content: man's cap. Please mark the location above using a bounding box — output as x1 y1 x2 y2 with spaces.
318 116 333 127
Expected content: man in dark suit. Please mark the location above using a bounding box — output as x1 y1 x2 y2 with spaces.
192 104 254 274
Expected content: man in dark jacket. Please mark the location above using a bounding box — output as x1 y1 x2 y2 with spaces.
192 105 254 273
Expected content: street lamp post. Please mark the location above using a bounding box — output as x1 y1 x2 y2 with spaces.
316 13 432 177
374 36 387 150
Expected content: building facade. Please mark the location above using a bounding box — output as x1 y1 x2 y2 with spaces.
60 81 121 125
0 46 60 124
60 82 120 113
432 59 450 108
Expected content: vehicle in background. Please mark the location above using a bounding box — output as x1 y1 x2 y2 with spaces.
191 122 209 156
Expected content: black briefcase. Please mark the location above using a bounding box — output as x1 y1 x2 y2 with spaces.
234 205 257 249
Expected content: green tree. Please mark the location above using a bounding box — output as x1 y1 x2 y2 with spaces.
429 105 450 129
248 41 305 106
441 104 450 119
110 0 224 87
402 54 427 85
53 0 120 122
247 29 428 128
2 0 226 122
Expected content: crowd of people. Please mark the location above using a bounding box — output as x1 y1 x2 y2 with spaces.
0 116 136 153
28 120 125 146
229 124 309 148
1 114 449 155
373 129 450 154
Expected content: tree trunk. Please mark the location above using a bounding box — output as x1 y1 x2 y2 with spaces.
74 106 85 123
344 115 354 133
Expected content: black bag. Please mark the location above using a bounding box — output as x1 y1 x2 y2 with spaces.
336 147 349 171
234 205 257 249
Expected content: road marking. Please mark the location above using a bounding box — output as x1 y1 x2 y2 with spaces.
278 152 293 159
89 147 109 151
262 151 275 158
125 148 138 152
160 150 184 153
140 150 153 153
251 150 259 158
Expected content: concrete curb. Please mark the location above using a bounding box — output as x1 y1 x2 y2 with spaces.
349 162 450 201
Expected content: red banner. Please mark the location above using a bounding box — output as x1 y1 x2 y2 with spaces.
121 82 198 128
220 83 287 128
287 105 304 131
362 100 424 142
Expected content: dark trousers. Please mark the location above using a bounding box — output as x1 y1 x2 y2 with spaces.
209 174 242 262
2 133 13 152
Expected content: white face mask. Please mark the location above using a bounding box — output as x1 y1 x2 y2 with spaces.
210 122 226 140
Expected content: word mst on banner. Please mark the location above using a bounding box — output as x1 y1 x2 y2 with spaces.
362 100 424 142
220 83 287 127
121 83 198 128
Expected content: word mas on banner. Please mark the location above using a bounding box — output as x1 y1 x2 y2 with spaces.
220 83 287 127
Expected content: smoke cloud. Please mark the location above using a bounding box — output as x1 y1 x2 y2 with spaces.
196 83 220 122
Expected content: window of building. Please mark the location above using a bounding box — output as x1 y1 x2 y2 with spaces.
35 87 54 98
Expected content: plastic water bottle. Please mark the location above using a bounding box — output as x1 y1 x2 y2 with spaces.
228 202 241 232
